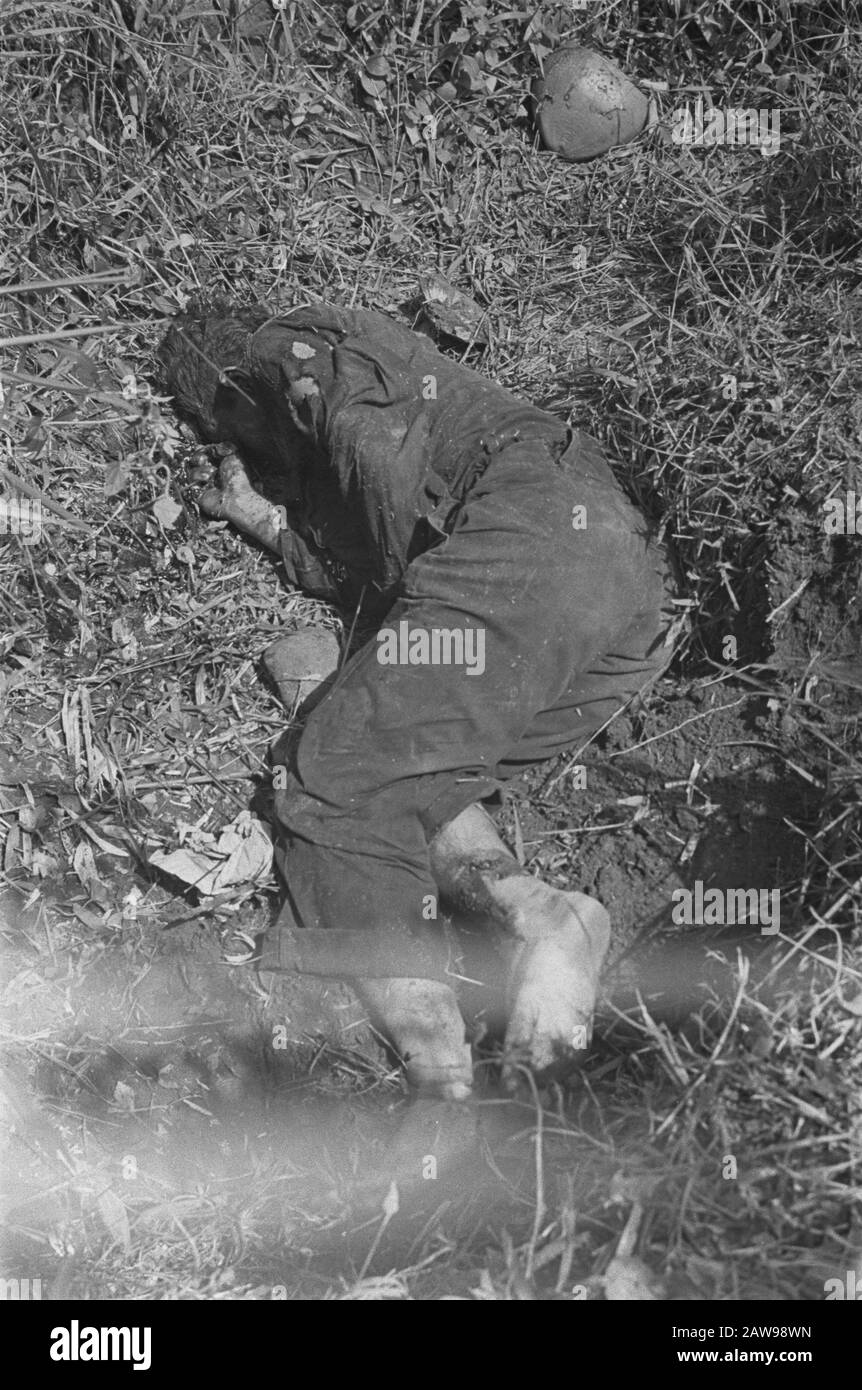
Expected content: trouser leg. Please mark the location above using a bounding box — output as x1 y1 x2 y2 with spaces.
270 445 670 1092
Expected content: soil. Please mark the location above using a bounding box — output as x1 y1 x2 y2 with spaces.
0 536 845 1137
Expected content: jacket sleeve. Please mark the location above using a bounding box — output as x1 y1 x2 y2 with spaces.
278 523 349 605
285 310 450 594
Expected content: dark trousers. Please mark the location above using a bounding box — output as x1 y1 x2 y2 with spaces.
267 435 676 964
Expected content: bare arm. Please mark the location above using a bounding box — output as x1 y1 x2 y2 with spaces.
199 454 344 603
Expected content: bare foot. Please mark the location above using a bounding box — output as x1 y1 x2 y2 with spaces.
354 977 473 1101
500 888 610 1088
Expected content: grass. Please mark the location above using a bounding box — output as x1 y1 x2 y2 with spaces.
0 0 860 1300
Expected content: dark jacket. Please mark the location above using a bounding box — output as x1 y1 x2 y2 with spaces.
163 302 631 617
243 304 576 613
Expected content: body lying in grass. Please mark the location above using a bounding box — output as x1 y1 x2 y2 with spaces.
159 299 677 1098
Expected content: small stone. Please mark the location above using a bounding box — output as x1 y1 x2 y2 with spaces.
264 629 341 707
418 273 490 345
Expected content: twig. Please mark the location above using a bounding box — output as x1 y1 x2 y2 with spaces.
608 697 749 758
766 576 810 625
408 0 426 44
0 321 168 350
0 270 128 298
524 1067 546 1281
356 1181 400 1282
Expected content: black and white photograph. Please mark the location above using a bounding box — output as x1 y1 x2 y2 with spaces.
0 0 859 1333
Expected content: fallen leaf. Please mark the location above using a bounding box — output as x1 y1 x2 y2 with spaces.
150 812 273 895
418 272 490 345
105 458 133 496
152 492 182 529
